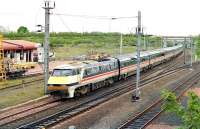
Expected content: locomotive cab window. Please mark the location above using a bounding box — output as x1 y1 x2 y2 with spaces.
52 69 77 76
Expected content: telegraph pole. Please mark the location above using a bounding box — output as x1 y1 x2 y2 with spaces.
144 33 146 50
43 1 55 94
184 37 186 64
190 37 193 67
146 35 148 50
132 11 141 101
163 37 167 48
120 33 123 54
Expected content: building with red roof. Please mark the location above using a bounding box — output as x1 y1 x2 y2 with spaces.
2 40 39 62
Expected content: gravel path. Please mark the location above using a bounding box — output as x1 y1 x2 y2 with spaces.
50 68 192 129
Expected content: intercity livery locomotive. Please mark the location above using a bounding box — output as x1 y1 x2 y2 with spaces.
48 45 183 98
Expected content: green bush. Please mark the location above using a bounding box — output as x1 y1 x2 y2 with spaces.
162 90 200 129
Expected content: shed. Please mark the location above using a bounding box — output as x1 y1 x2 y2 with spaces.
2 40 38 62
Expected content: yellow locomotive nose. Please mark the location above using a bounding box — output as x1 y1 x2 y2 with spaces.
48 77 70 84
48 74 80 85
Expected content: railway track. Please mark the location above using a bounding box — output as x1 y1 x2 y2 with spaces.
118 67 200 129
15 64 187 129
0 97 61 126
0 54 186 128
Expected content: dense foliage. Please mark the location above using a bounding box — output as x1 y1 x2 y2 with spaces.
162 90 200 129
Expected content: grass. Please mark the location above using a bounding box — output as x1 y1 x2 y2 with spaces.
0 75 43 89
0 81 44 109
52 44 136 60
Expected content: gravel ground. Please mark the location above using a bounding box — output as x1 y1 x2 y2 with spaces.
146 79 200 129
49 68 192 129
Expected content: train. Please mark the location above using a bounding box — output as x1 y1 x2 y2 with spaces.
47 45 183 98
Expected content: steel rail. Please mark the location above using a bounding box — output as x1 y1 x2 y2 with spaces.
118 70 200 129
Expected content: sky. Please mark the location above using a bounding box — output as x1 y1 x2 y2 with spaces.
0 0 200 36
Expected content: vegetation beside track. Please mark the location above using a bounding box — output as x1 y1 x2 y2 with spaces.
0 82 43 109
3 32 162 59
4 32 200 59
162 90 200 129
0 75 43 90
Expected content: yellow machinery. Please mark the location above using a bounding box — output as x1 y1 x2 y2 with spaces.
86 51 110 61
0 35 6 80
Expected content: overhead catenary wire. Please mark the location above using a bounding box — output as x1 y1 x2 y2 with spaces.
52 13 137 20
56 15 72 32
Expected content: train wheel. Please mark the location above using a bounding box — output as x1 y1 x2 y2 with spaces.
76 86 90 96
107 78 114 86
81 86 90 95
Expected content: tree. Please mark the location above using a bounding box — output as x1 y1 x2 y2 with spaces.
162 90 200 129
17 26 29 34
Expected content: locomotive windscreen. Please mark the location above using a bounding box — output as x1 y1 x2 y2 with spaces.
52 69 75 76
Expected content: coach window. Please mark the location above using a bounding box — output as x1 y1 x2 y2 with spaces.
141 57 145 62
127 60 132 65
103 65 108 72
97 66 100 72
110 63 115 70
120 61 124 67
103 65 107 72
115 62 118 69
83 69 88 77
99 66 102 73
130 58 136 64
124 61 128 66
91 67 98 75
106 65 111 71
86 68 92 76
77 69 80 74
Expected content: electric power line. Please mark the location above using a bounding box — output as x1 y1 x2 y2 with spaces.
52 13 137 20
56 15 72 32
